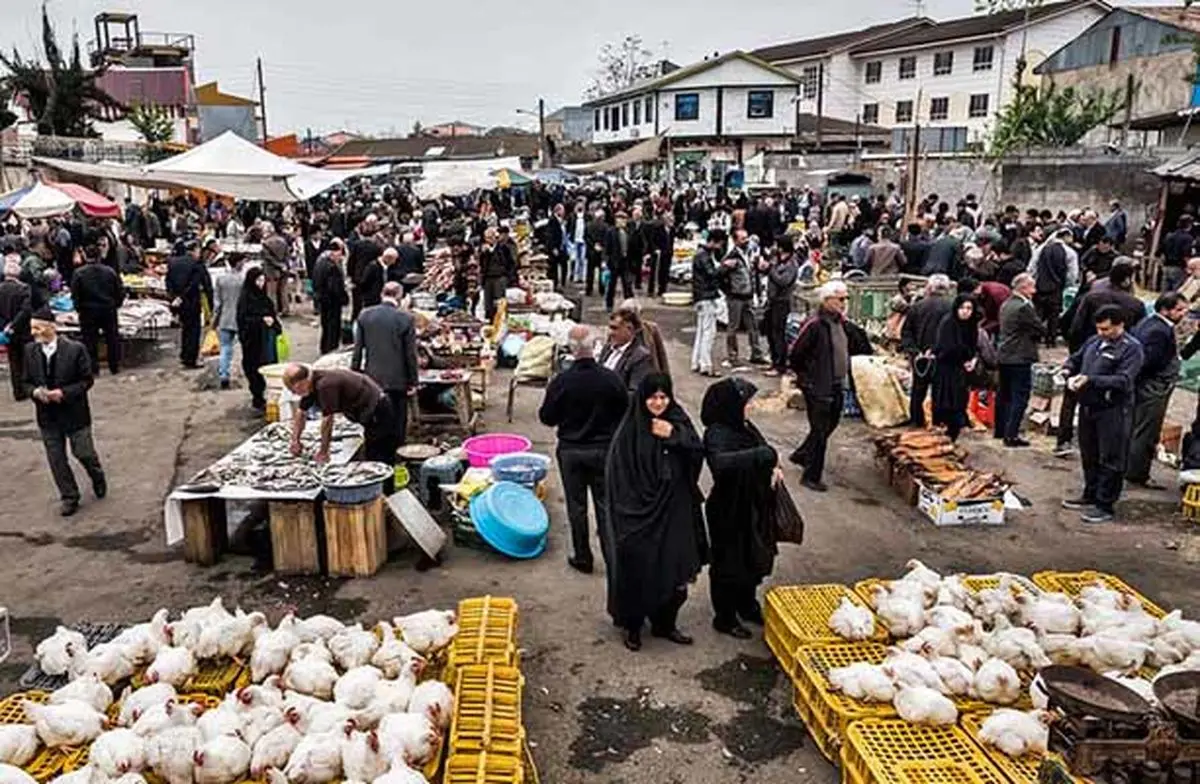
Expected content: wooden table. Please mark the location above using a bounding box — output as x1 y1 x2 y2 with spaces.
408 370 478 437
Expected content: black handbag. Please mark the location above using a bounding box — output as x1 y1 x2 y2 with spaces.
771 482 805 545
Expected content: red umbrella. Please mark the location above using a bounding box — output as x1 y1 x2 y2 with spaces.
50 182 121 218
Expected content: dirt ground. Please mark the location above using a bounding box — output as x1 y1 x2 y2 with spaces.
2 295 1199 784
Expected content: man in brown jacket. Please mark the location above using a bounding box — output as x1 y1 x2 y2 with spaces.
865 227 906 276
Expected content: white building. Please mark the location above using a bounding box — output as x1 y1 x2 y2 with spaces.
753 0 1109 152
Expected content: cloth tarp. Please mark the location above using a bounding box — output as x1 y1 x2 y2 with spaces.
566 135 663 174
412 156 524 199
0 180 121 219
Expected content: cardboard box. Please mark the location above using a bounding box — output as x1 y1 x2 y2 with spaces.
917 480 1006 526
893 465 919 506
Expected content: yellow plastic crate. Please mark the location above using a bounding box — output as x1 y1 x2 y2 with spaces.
0 690 48 723
444 751 525 784
457 596 519 642
1030 570 1166 619
790 643 896 762
131 658 249 695
841 718 1009 784
451 663 524 758
1184 484 1200 521
59 746 89 774
0 692 73 782
960 712 1086 784
763 584 887 670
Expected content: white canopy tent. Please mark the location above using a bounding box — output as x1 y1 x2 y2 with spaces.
411 156 524 200
34 131 373 202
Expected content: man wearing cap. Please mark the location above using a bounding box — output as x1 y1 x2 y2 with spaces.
165 238 214 369
23 306 107 516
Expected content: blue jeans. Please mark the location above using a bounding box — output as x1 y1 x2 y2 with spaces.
218 328 237 381
571 241 588 280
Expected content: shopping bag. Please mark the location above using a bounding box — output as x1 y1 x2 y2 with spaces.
200 328 220 358
771 482 805 546
275 330 292 363
715 293 730 328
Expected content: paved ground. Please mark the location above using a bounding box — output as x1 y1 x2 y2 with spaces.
1 295 1199 784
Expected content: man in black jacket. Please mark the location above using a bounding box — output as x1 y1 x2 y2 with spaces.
603 211 640 311
1161 215 1196 292
394 232 426 293
357 246 396 312
644 209 673 297
995 273 1043 447
584 209 608 297
70 244 126 375
352 282 419 446
900 223 931 274
0 254 33 400
311 239 349 354
23 307 107 516
538 325 629 574
542 203 567 290
1125 293 1187 487
900 274 953 426
346 216 381 318
1033 232 1071 347
164 239 213 369
691 230 724 377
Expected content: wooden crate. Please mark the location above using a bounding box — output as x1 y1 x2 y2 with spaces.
268 500 321 574
325 497 387 577
182 498 227 566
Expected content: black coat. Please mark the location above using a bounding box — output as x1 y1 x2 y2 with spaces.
1068 286 1144 349
932 305 978 421
351 302 419 393
165 256 212 311
604 225 643 274
0 279 32 341
71 262 125 314
357 261 386 309
236 282 277 370
396 243 426 277
922 236 960 277
23 337 94 432
900 294 953 356
311 253 349 310
692 247 721 302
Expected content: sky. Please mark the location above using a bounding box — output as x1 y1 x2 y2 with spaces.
0 0 1150 138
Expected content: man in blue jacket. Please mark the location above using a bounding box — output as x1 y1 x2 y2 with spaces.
1126 293 1187 488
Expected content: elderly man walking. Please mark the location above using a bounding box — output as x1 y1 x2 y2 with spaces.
995 273 1043 447
0 254 33 400
901 274 953 426
312 239 349 354
352 282 419 447
211 252 246 389
538 326 629 574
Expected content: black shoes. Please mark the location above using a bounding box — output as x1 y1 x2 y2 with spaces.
1004 438 1031 448
93 476 107 499
740 604 765 626
623 629 642 652
60 500 79 517
788 450 806 467
652 628 694 645
1061 497 1093 510
802 478 828 493
567 557 594 575
714 620 752 639
219 379 231 390
1081 508 1115 524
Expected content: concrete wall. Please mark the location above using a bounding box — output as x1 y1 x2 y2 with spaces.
1045 51 1195 123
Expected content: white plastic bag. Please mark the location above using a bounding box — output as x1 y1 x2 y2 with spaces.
715 293 730 328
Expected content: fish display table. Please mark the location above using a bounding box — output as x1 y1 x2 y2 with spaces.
409 368 477 437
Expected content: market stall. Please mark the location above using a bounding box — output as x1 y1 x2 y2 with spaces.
0 180 120 219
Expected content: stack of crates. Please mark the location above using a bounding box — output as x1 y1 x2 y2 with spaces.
444 596 533 784
764 584 887 678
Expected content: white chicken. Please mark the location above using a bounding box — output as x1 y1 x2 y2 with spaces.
0 726 38 767
89 729 146 777
130 700 200 737
899 626 959 658
289 642 333 666
117 683 177 727
352 661 423 730
145 646 195 688
282 657 338 701
974 586 1021 628
893 685 957 726
973 658 1021 705
1105 672 1157 705
295 616 345 644
334 666 384 710
23 700 106 748
979 709 1053 758
327 625 380 672
377 713 439 767
78 643 136 686
1156 651 1200 679
49 674 112 713
283 732 343 784
928 657 974 697
827 663 897 703
370 623 424 680
1016 593 1080 635
110 610 171 666
229 684 284 713
408 681 454 731
145 726 200 784
899 559 943 591
1039 633 1084 667
35 627 88 677
392 610 458 655
881 649 944 691
111 775 147 784
197 704 243 742
924 605 975 635
251 625 300 684
48 766 105 784
1076 634 1151 675
236 707 283 748
1160 610 1200 649
0 763 38 784
298 703 354 737
1079 583 1134 611
370 761 428 784
193 735 251 784
934 575 976 612
342 730 390 784
871 586 926 638
250 723 303 779
196 611 267 662
828 598 875 642
983 623 1051 672
957 644 989 672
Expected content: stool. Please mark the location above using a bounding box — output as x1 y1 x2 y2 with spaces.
182 498 228 566
268 500 321 574
325 497 386 577
506 376 549 422
1183 484 1200 521
418 455 466 512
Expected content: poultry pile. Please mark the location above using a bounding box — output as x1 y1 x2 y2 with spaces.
11 600 460 784
873 432 1006 499
827 560 1200 737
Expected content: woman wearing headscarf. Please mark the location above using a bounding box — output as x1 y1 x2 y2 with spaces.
605 373 708 652
932 294 980 441
236 266 278 410
702 378 782 639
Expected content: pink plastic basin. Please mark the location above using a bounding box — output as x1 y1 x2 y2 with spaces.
463 433 533 468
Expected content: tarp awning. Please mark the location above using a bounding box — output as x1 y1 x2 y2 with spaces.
565 135 663 174
1152 150 1200 182
0 181 121 219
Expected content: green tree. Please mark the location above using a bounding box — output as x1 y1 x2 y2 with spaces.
584 35 658 100
126 102 174 143
0 3 123 137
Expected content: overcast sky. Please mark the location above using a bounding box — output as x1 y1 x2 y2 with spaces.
2 0 1144 137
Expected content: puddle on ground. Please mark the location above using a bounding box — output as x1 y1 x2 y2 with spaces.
0 531 56 546
696 655 779 706
696 655 808 766
711 709 805 764
61 529 150 552
569 688 711 772
239 574 370 621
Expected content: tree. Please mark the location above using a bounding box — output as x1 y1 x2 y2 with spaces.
584 35 658 100
988 59 1127 156
411 120 424 137
0 82 16 131
973 0 1042 13
0 3 123 137
126 102 174 143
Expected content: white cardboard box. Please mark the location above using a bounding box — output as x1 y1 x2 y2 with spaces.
917 480 1006 526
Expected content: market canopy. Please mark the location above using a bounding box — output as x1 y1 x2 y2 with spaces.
0 180 121 219
34 131 371 202
565 134 663 174
494 168 532 189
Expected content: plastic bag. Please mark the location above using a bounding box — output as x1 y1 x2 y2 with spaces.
200 328 220 357
275 331 292 363
515 335 556 381
715 293 730 328
850 355 909 428
771 482 805 545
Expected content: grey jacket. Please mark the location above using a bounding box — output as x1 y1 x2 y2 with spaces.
720 246 753 298
212 268 244 332
351 302 419 392
996 294 1044 365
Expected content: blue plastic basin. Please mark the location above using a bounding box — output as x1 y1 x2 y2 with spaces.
489 452 551 485
469 481 549 559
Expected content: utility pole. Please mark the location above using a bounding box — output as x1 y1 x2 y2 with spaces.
815 61 825 150
906 89 923 223
1120 73 1134 147
256 57 268 144
538 97 546 169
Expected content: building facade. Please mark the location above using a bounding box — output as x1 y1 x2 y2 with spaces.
195 82 257 143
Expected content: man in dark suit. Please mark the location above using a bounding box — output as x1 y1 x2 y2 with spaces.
303 226 328 281
352 281 419 446
357 246 396 311
311 239 349 354
394 232 426 293
995 273 1043 447
603 211 640 312
165 238 213 369
644 209 673 297
584 209 608 297
23 307 106 516
70 243 126 375
900 274 953 426
0 254 33 400
542 203 567 290
1126 292 1188 487
598 306 652 393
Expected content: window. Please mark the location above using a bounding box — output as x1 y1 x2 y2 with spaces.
801 65 819 99
1109 26 1122 66
929 97 949 121
645 96 653 124
865 61 882 84
895 100 914 123
862 103 879 125
621 102 629 128
747 90 774 119
602 108 610 131
633 100 641 125
973 45 994 72
675 93 700 121
969 93 989 118
611 106 620 129
933 51 953 76
898 56 916 80
594 109 600 131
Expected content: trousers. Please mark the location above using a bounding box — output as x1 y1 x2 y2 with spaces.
570 241 588 282
626 587 687 635
7 336 28 401
1057 387 1079 446
483 277 507 320
385 389 411 448
1126 382 1173 483
363 397 400 467
725 296 763 363
1078 404 1132 513
691 299 718 373
646 250 670 296
1034 292 1061 347
42 425 105 503
765 300 791 371
710 575 762 628
217 328 237 381
995 364 1032 441
795 387 843 483
909 358 933 426
78 309 120 374
318 306 342 354
179 305 202 366
604 269 634 312
556 445 610 568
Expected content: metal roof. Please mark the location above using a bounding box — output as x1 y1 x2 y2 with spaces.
1151 149 1200 181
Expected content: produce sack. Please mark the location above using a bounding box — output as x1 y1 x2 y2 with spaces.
200 328 220 357
850 355 908 428
515 335 555 381
771 482 804 545
275 331 292 363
